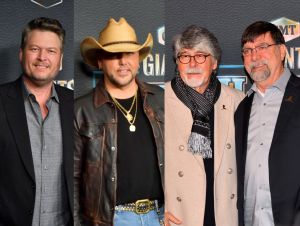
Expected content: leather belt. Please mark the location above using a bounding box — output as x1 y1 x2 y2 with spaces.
115 199 157 214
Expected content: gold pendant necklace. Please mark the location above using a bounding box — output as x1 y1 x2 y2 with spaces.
129 124 136 132
126 113 133 121
109 89 138 132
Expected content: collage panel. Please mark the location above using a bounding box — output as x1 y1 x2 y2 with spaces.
0 1 74 226
74 1 165 225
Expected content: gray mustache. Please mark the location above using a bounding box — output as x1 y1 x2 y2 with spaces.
249 60 268 70
185 67 204 74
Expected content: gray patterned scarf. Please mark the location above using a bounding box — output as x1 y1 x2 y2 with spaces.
171 74 221 158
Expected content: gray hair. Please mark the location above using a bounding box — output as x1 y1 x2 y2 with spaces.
173 25 221 64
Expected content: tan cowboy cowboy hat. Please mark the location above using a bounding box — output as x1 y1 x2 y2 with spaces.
80 17 153 68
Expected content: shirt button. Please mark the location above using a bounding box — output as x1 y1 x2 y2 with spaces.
159 163 163 167
178 171 184 177
44 165 48 170
260 143 263 145
227 168 233 174
111 177 115 182
179 145 184 151
112 118 116 123
176 197 182 202
262 123 266 126
111 146 116 151
230 194 235 199
226 143 231 149
258 164 261 167
263 103 267 106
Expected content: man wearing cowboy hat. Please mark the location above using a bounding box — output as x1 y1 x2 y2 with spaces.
74 17 164 226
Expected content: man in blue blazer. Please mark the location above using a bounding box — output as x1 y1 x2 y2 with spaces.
0 17 73 226
235 21 300 226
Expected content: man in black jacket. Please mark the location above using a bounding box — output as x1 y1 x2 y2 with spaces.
0 17 73 226
235 21 300 226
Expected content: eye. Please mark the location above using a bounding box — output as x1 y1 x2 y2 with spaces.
256 45 268 51
180 55 189 59
48 49 58 54
242 48 251 55
195 54 205 59
30 47 39 52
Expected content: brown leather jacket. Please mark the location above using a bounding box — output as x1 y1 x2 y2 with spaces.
74 79 164 226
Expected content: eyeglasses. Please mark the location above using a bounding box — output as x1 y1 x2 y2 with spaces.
242 43 278 56
177 53 210 64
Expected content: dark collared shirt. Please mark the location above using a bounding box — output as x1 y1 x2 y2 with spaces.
22 80 69 226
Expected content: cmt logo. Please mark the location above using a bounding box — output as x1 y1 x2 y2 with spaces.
157 26 165 45
31 0 63 9
271 17 300 42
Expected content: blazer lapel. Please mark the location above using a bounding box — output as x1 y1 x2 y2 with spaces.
214 88 232 177
2 78 35 181
236 92 254 188
56 85 74 214
272 74 300 142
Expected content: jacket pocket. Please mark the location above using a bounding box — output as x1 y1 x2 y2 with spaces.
79 125 105 219
79 125 105 160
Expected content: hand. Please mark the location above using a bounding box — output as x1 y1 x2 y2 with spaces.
165 211 182 226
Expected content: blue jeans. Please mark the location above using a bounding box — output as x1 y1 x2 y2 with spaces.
114 207 164 226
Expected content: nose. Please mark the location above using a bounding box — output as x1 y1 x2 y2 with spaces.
250 49 260 61
189 56 197 67
37 49 47 61
118 53 127 65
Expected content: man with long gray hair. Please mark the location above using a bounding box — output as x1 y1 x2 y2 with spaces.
165 25 244 226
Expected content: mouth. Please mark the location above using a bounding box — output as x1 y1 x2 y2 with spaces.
251 64 266 72
187 72 202 75
34 64 49 69
250 60 268 71
186 72 203 78
118 68 131 76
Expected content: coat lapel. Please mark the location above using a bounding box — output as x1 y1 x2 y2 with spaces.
214 87 231 177
2 78 35 180
166 86 205 171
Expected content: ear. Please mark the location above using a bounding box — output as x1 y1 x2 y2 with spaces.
212 59 218 70
59 54 63 71
279 44 287 61
19 48 23 63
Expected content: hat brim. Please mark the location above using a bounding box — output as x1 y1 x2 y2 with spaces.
80 33 153 68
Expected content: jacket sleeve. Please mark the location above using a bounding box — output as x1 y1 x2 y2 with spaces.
74 110 84 225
